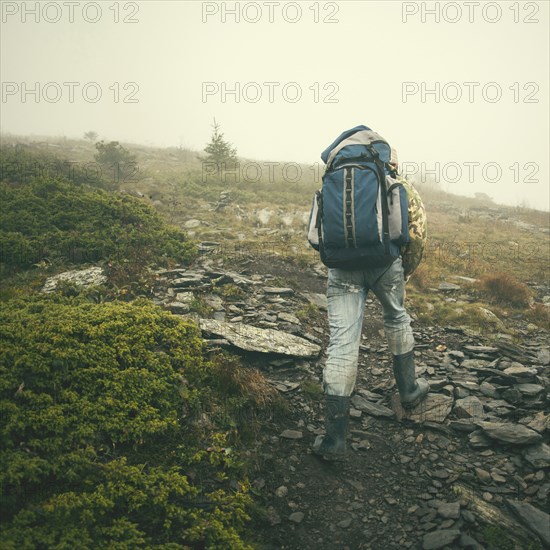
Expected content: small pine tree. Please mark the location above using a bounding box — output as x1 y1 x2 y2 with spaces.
94 141 137 190
199 119 237 171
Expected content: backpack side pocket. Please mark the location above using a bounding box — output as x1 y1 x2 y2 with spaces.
307 190 322 251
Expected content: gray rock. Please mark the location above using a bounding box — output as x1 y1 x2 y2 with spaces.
184 219 201 228
438 282 461 291
507 500 550 546
449 419 477 433
351 395 395 418
175 291 194 303
172 274 206 288
460 359 490 370
503 364 537 381
502 387 522 405
536 348 550 365
42 266 107 292
337 517 353 528
463 345 499 354
278 312 301 325
302 292 328 310
437 501 461 519
454 379 480 392
477 421 542 446
422 529 461 549
476 307 505 330
203 294 224 311
266 506 281 526
458 533 483 549
475 468 491 483
515 383 544 396
454 396 485 419
280 430 303 440
407 394 453 423
527 412 550 433
288 511 305 523
199 319 321 358
484 399 514 411
166 301 191 314
428 379 449 390
480 381 498 398
468 429 491 448
263 286 295 295
522 443 550 468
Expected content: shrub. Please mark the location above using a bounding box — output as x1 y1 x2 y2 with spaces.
477 272 532 308
0 176 196 271
0 143 105 188
0 295 257 548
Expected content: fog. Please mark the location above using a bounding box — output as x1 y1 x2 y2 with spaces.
1 0 548 209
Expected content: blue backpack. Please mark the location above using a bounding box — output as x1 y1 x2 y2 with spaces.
308 125 410 269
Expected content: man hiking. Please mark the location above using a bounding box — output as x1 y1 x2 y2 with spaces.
307 125 429 460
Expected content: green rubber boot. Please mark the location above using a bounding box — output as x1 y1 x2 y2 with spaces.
392 351 429 409
312 395 349 460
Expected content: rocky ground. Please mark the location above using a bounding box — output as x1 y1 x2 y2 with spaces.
43 253 550 550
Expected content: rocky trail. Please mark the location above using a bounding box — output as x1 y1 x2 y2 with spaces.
43 253 549 549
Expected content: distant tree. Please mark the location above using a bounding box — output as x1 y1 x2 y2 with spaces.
94 141 137 189
84 131 98 142
94 141 135 166
199 119 237 170
474 192 494 204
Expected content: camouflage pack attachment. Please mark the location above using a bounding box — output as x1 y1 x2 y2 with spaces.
398 176 427 278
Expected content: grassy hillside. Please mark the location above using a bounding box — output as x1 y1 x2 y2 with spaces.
0 135 548 547
0 137 281 548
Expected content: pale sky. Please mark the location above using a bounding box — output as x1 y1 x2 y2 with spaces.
1 0 549 209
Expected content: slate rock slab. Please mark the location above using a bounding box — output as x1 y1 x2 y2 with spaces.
522 442 550 468
422 529 461 549
437 501 461 519
503 364 538 381
515 383 544 396
405 394 453 423
172 274 207 288
454 396 485 419
263 286 295 295
507 500 550 546
42 266 107 293
199 319 321 358
280 430 303 440
351 395 395 418
460 359 491 370
476 421 542 445
438 282 461 291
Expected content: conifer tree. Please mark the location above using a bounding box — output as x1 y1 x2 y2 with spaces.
200 119 237 170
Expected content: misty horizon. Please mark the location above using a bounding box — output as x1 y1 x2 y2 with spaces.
1 1 549 210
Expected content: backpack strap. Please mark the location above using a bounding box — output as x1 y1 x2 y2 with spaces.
316 190 323 247
344 167 356 248
367 145 391 256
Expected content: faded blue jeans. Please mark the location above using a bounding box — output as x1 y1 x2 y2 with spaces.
324 257 414 396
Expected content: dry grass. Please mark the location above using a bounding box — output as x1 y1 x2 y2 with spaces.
210 352 277 409
408 263 432 290
526 303 550 331
477 272 533 308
